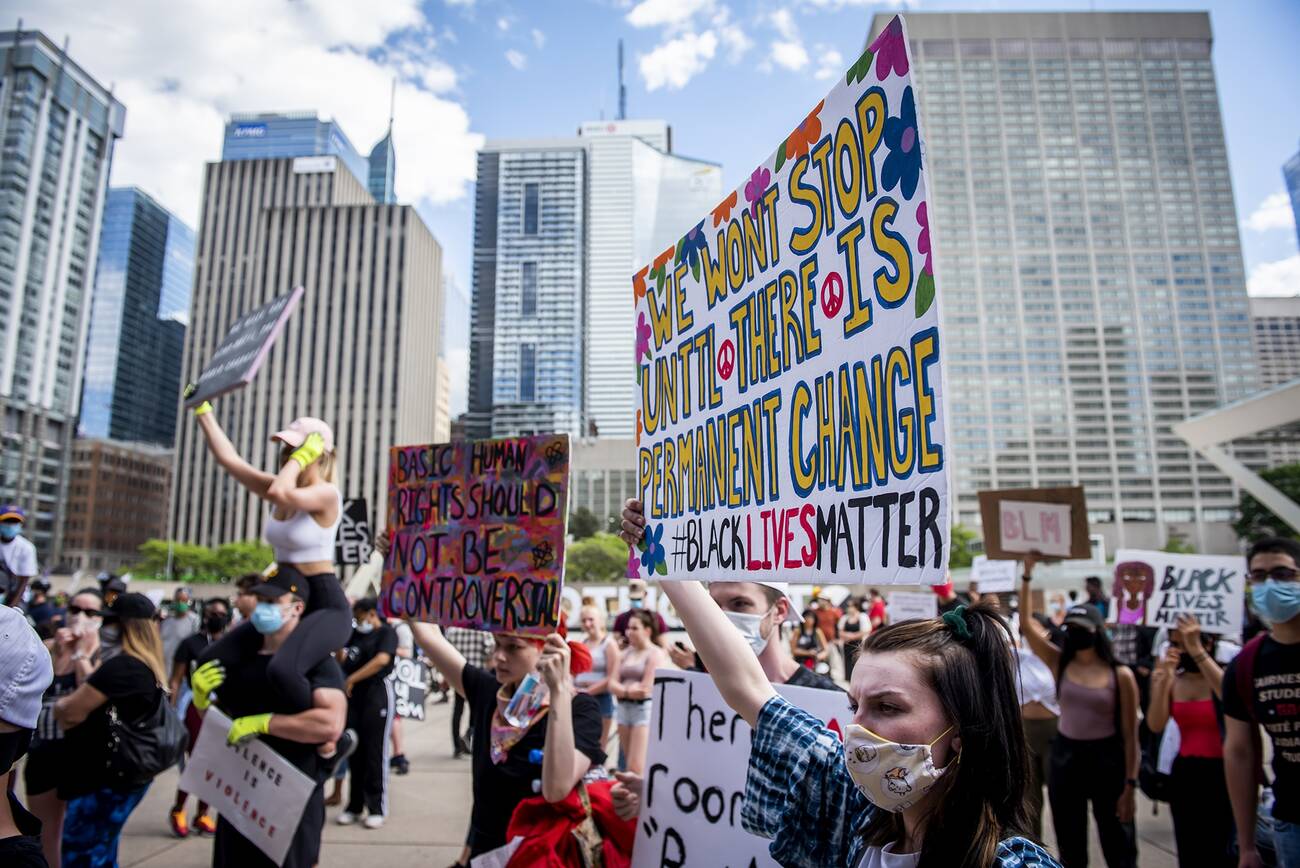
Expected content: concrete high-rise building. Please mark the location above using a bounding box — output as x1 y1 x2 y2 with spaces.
221 112 392 198
868 11 1261 553
466 120 721 439
1250 295 1300 467
171 153 443 546
62 438 171 572
79 188 194 447
1285 143 1300 251
0 30 124 560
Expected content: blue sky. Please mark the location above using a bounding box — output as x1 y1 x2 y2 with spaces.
16 0 1300 415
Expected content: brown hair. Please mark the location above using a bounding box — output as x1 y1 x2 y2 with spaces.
121 616 169 689
858 602 1035 867
627 608 660 642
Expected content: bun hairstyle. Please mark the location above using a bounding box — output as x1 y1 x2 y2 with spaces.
858 602 1036 868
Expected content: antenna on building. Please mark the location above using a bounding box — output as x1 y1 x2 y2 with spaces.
617 39 627 121
387 76 396 135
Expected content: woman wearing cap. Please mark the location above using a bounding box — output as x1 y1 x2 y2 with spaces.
190 400 350 715
25 588 104 866
1021 555 1140 868
409 621 606 864
54 593 169 868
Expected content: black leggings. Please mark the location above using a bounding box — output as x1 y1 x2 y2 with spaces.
1048 733 1137 868
200 569 352 709
1169 755 1235 867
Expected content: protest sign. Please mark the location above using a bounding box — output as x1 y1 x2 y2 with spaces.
1112 549 1246 635
631 670 851 868
184 287 304 408
391 657 430 720
886 590 938 622
977 487 1089 560
335 498 372 566
177 707 315 866
630 16 948 586
381 435 570 636
970 555 1018 593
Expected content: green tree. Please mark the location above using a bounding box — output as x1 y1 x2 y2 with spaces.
1161 528 1197 554
950 523 977 569
134 539 216 579
212 540 275 578
1234 463 1300 541
569 506 601 540
566 533 629 584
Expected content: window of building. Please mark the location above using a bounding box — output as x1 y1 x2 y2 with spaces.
523 183 539 235
520 343 536 401
521 262 538 316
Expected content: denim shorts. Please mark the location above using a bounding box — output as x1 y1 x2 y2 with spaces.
616 699 651 727
594 691 615 718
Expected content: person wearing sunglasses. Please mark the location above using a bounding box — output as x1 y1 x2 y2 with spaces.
1225 536 1300 868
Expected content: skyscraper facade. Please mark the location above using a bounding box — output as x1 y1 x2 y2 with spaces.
1250 295 1300 467
62 438 171 572
1285 142 1300 251
79 187 194 446
222 112 372 194
368 129 396 205
868 11 1260 553
466 121 721 440
0 30 124 559
171 154 444 546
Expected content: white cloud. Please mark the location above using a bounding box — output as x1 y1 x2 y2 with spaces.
797 0 915 7
27 0 483 228
497 16 511 31
505 49 527 70
531 28 546 49
639 31 718 91
444 0 475 6
770 9 797 40
1249 255 1300 297
626 0 714 29
814 47 844 80
1246 191 1297 234
771 39 810 71
718 22 752 62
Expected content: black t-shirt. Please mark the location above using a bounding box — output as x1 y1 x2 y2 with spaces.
213 651 345 776
0 791 45 868
62 654 161 795
1224 636 1300 822
785 663 845 693
462 663 605 855
174 632 211 680
341 624 398 687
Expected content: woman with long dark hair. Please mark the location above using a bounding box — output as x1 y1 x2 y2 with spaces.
1021 554 1139 868
792 608 830 671
610 609 664 774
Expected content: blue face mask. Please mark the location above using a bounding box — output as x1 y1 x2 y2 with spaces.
251 602 287 634
0 524 19 541
1252 580 1300 625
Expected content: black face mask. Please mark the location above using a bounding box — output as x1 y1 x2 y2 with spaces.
204 613 229 634
1065 626 1095 652
1178 652 1199 673
0 728 32 775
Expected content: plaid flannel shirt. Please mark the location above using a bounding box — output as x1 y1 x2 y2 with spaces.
445 626 494 669
742 696 1063 868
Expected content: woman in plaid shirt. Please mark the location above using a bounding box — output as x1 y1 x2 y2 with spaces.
648 574 1061 868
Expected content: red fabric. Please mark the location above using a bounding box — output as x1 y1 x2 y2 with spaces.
1172 699 1224 758
505 780 634 868
568 641 593 676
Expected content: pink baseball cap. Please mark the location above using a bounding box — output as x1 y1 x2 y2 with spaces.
272 417 335 453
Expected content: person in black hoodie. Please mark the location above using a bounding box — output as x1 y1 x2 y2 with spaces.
334 598 398 830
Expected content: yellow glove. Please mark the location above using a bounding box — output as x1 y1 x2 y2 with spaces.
190 660 225 711
183 383 211 416
193 401 212 417
288 432 326 469
227 713 272 745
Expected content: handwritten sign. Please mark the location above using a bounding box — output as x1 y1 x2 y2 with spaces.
184 287 303 408
630 16 947 585
977 487 1089 561
335 498 372 566
971 555 1018 593
886 590 938 622
631 670 850 868
1112 549 1246 635
381 435 570 636
177 707 315 866
391 658 430 720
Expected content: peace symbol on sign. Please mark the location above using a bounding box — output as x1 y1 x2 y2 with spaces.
717 339 736 381
821 272 845 319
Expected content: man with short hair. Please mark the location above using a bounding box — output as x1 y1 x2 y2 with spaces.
1224 537 1300 868
24 581 58 631
0 604 54 867
233 574 260 621
190 571 347 868
160 587 200 673
1083 575 1109 620
0 505 38 609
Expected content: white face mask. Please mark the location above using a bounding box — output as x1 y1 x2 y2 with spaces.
724 609 773 656
356 621 375 634
843 723 956 812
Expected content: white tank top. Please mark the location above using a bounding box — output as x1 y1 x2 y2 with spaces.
264 488 342 563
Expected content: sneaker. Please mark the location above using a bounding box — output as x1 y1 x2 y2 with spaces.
320 728 359 779
363 814 385 830
195 812 217 835
390 754 410 775
169 809 189 838
335 811 359 826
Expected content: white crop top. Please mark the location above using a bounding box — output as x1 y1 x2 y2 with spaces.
264 488 342 563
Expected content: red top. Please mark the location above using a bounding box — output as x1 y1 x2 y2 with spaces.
869 599 887 624
1172 699 1222 759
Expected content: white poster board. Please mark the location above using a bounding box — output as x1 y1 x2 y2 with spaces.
1112 549 1247 636
177 707 316 865
970 555 1018 593
886 590 938 622
631 670 850 868
630 15 948 586
998 500 1072 558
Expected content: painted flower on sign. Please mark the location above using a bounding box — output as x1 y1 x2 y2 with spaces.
676 220 708 281
846 47 876 86
872 16 908 80
638 523 667 577
636 311 652 361
633 265 649 301
784 100 824 162
744 165 772 219
712 190 738 227
649 244 676 293
626 548 641 580
917 201 932 275
881 87 922 201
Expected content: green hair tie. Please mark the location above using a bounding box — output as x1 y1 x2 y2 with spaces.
942 605 972 641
